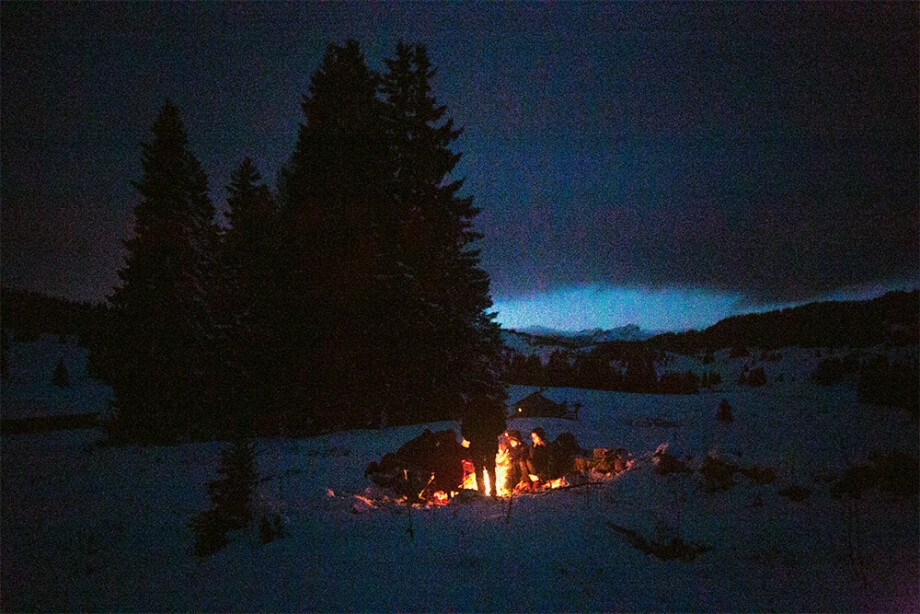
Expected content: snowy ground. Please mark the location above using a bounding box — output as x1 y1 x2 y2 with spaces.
2 338 918 611
2 334 112 420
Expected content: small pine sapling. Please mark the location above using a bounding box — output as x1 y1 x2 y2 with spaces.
259 512 284 544
209 438 258 531
192 437 258 556
1 329 10 379
52 357 70 387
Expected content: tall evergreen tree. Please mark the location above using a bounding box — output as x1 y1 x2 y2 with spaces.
105 100 219 442
219 157 279 430
270 40 505 431
278 40 393 431
381 42 506 422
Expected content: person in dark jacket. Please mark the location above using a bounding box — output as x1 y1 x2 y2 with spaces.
547 431 581 479
503 429 531 492
461 402 507 497
526 427 550 486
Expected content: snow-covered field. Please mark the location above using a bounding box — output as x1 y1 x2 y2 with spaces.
2 334 112 420
2 337 918 611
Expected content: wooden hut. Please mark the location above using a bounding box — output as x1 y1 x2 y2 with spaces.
510 390 579 419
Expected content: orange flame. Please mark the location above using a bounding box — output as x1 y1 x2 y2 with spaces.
458 444 580 497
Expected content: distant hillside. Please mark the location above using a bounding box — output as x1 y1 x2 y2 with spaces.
643 289 918 353
503 324 652 354
571 324 652 344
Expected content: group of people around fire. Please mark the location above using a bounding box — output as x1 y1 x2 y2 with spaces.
460 402 582 497
364 402 593 501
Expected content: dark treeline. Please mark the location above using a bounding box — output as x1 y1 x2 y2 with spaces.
0 287 106 344
643 289 919 354
504 348 717 394
503 290 917 395
88 40 506 443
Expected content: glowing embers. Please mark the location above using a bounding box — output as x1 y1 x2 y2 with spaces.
459 459 477 491
431 491 450 504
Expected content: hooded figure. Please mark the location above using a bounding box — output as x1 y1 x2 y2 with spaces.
527 427 550 484
461 402 507 497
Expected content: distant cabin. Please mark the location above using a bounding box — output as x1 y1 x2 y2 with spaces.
510 390 579 420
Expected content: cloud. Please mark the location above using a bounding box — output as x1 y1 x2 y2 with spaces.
2 2 917 316
492 284 745 332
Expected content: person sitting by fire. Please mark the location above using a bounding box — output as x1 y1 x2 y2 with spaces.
460 400 507 498
502 429 532 492
547 431 583 480
525 427 550 487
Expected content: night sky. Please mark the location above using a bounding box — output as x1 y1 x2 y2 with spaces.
3 2 917 331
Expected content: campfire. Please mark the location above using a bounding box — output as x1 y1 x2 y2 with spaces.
459 457 569 498
458 456 507 497
364 428 633 504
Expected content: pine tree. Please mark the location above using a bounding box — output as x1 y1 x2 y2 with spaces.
105 100 219 442
1 328 10 380
278 41 393 431
192 436 258 556
381 42 506 422
208 437 257 531
52 357 69 387
282 40 390 306
219 157 279 430
270 40 505 430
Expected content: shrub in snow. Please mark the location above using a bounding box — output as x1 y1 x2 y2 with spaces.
857 355 919 416
778 484 811 502
700 371 722 389
52 357 69 387
872 452 920 498
715 399 733 423
700 455 737 492
607 522 711 562
1 328 10 376
259 512 284 544
831 452 919 500
811 355 859 385
729 345 749 359
738 465 776 485
653 450 691 475
192 508 228 557
658 370 700 394
739 366 767 387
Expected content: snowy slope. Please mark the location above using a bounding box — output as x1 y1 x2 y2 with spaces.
2 333 113 420
502 324 653 358
1 344 918 611
515 324 652 343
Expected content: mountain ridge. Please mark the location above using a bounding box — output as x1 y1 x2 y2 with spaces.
503 289 918 355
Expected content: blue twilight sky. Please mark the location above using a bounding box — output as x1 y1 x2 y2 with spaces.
2 2 917 332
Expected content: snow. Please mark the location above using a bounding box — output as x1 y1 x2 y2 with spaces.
2 333 113 420
2 337 918 611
